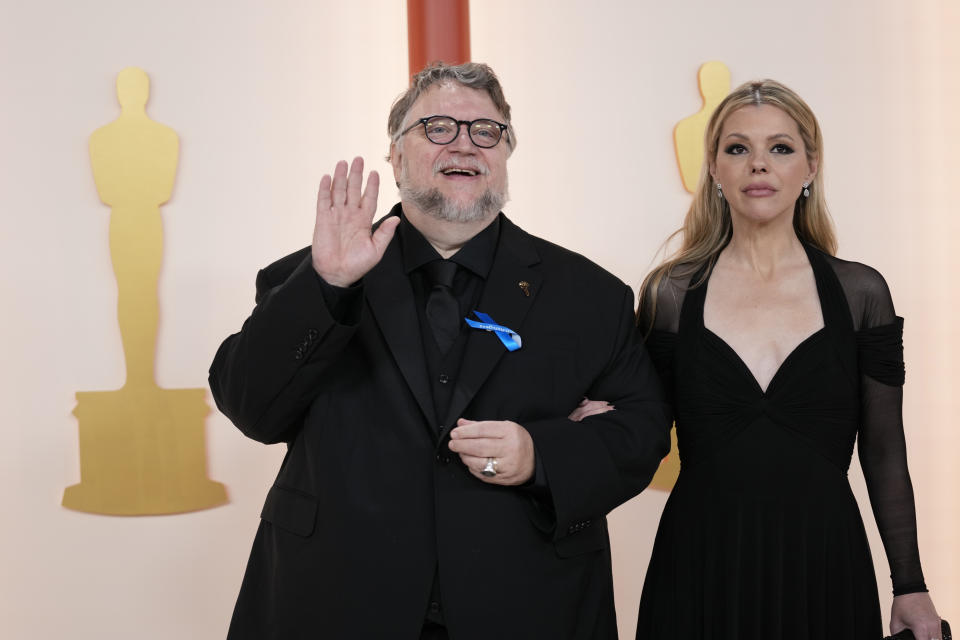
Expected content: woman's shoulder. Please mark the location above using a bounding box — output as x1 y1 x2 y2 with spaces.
819 252 893 301
653 266 697 300
819 250 887 286
817 251 898 330
639 264 701 334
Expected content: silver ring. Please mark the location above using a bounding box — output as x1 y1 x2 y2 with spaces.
481 458 498 477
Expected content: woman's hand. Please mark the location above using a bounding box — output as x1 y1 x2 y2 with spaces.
568 398 614 422
890 592 941 639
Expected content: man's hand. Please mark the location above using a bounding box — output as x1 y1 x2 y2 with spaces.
448 419 535 485
312 157 400 287
890 592 941 639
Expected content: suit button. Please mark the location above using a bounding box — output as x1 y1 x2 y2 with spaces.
429 601 441 614
438 373 449 384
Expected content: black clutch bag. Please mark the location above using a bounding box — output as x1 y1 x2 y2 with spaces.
883 619 951 640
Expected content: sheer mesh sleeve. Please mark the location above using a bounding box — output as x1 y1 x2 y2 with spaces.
637 269 691 335
830 257 927 595
637 270 692 413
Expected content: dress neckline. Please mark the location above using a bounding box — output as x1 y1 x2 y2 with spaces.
695 242 829 395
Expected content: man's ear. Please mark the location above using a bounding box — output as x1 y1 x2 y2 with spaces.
390 142 402 186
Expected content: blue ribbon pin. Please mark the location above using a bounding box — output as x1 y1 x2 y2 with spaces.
464 311 522 352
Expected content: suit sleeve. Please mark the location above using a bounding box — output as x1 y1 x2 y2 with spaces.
209 251 362 444
522 284 672 541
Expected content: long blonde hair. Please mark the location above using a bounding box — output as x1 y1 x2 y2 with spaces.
638 79 837 328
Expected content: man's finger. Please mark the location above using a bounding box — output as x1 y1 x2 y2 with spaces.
316 174 332 212
361 169 380 214
346 156 364 207
458 454 507 482
457 453 487 469
371 215 399 258
331 160 348 206
448 437 502 458
450 419 502 440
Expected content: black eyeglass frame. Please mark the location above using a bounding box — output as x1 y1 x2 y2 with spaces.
399 115 509 149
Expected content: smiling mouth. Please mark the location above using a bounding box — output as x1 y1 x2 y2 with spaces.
440 168 480 177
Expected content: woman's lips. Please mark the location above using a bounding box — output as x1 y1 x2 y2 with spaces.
742 183 777 197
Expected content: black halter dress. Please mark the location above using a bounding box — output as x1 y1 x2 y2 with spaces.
635 244 926 639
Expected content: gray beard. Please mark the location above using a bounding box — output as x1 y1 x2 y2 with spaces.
399 184 508 223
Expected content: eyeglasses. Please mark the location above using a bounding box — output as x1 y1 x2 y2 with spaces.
399 115 509 149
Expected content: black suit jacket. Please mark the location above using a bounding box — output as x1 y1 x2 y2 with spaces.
210 209 670 639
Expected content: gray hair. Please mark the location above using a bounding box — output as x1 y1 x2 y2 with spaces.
387 62 516 158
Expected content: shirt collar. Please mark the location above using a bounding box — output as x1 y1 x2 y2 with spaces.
398 212 500 279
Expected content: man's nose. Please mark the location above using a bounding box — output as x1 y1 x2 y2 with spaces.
449 123 475 151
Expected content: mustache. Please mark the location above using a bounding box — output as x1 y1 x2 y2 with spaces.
433 158 490 175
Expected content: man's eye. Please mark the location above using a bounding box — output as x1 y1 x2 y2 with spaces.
771 143 795 154
473 127 496 139
724 144 747 154
428 124 454 136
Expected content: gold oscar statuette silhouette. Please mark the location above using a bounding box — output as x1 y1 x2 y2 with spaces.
62 67 227 515
674 61 731 193
648 426 680 492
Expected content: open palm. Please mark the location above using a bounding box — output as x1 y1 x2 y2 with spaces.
312 156 399 287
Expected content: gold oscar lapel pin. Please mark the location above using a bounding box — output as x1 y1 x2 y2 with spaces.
518 281 531 297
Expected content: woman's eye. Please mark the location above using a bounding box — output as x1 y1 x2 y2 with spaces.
724 144 747 155
771 143 795 154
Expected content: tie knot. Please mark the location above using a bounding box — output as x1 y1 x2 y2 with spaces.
424 260 457 288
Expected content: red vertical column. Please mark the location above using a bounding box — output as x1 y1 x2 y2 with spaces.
407 0 471 79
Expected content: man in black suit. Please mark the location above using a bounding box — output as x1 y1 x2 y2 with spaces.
210 62 670 640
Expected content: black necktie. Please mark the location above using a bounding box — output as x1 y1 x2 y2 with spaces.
424 260 460 355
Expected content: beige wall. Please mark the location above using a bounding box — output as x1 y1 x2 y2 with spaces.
1 0 956 637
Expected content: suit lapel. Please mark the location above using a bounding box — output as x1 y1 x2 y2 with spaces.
365 235 438 430
442 217 542 429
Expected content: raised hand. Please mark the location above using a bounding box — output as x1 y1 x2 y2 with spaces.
312 157 400 287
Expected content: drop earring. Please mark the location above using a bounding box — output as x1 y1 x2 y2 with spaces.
716 183 724 199
802 182 810 198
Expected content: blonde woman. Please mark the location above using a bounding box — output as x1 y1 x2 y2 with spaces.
620 80 939 638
